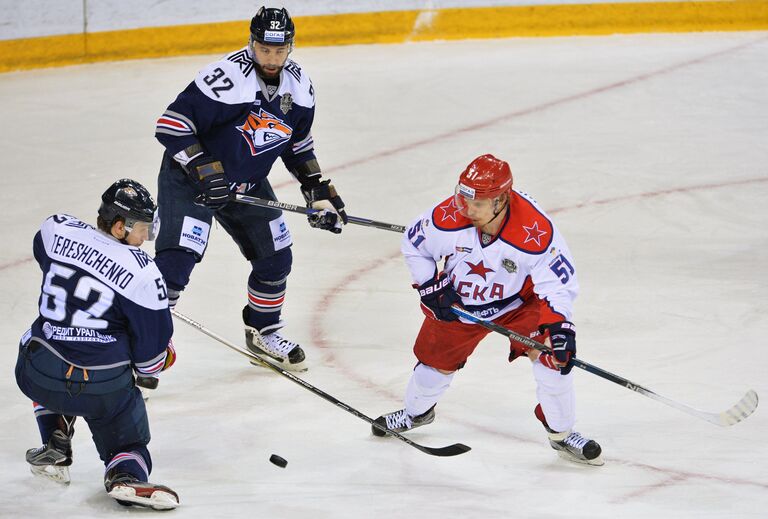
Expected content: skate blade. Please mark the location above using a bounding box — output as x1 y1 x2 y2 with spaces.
30 464 71 484
555 450 605 466
108 485 179 510
248 352 308 372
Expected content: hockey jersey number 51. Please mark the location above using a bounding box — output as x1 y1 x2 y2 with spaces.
402 190 578 326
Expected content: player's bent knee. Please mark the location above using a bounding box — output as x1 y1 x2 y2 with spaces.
250 248 292 281
154 249 199 291
414 364 455 391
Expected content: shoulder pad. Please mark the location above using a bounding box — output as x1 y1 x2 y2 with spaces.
431 196 473 232
224 47 256 76
279 59 315 108
499 191 553 254
125 246 156 270
44 214 90 230
47 213 76 223
194 51 256 105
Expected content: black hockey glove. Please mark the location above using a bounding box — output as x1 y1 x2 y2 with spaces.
300 179 348 234
136 376 159 390
539 321 576 375
134 340 175 390
415 273 462 322
185 155 231 210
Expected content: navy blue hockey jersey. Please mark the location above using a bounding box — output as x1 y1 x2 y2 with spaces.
29 214 172 375
155 47 317 184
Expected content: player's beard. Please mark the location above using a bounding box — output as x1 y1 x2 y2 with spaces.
256 63 282 78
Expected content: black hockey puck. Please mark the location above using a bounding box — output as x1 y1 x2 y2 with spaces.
269 454 287 468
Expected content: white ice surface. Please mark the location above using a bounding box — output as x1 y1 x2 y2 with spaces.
1 32 767 518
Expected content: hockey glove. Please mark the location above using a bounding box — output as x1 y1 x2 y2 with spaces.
415 273 462 322
185 155 231 210
134 340 175 390
301 179 348 234
539 321 576 375
162 339 176 371
135 376 159 390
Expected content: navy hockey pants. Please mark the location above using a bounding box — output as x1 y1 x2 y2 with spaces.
154 152 292 288
154 152 294 330
15 338 152 472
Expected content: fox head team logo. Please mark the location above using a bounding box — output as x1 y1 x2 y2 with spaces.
238 108 293 155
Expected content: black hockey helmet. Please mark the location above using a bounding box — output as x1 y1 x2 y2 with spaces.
98 178 160 240
250 6 295 46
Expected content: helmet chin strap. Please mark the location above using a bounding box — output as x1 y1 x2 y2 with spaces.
108 219 131 244
116 228 130 245
485 196 508 226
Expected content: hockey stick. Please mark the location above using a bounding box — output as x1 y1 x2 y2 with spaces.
171 309 471 457
234 194 406 234
451 306 759 427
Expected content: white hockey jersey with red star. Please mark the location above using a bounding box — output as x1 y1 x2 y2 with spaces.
401 190 578 326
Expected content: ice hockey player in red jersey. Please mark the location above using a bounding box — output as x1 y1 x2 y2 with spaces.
372 154 603 466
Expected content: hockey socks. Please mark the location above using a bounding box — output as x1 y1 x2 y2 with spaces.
405 363 454 417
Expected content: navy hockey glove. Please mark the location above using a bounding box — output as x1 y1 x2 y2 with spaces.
539 321 576 375
415 273 462 322
301 179 348 234
185 155 231 210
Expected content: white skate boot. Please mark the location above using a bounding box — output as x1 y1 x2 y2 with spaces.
105 469 179 510
245 325 307 372
371 406 436 437
548 430 604 466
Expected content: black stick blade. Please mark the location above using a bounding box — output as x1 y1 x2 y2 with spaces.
418 443 472 457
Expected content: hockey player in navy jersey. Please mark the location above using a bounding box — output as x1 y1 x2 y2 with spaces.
154 7 347 372
372 155 603 466
15 179 179 509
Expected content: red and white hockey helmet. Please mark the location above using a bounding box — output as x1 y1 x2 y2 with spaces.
455 154 513 203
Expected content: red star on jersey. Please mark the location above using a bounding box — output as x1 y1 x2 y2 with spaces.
522 221 547 246
438 197 462 222
465 259 495 280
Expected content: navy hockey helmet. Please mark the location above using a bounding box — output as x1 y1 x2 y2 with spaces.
250 7 295 46
98 178 160 240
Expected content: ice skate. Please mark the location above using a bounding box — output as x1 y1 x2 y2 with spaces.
26 430 73 484
371 406 436 437
105 470 179 510
548 430 604 466
245 326 307 372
